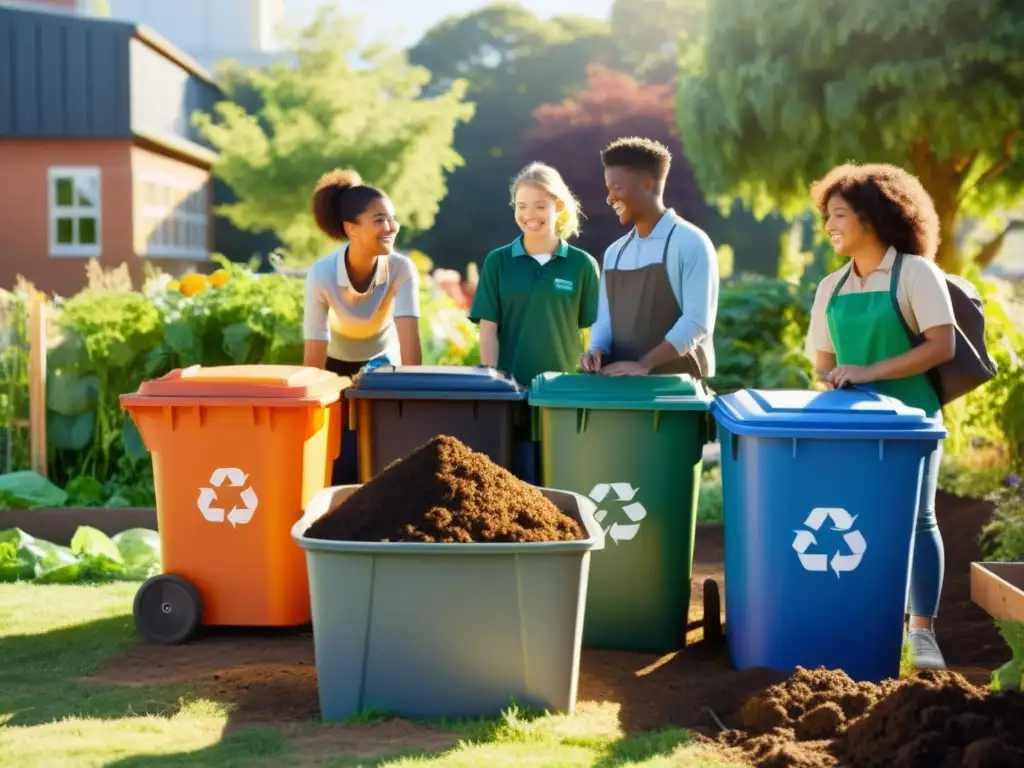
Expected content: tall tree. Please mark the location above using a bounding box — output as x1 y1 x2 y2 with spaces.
677 0 1024 273
523 65 713 258
610 0 705 83
407 3 617 273
192 7 474 266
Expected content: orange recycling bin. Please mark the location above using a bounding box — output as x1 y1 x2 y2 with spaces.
120 364 349 644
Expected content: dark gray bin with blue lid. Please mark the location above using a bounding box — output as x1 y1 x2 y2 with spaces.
344 365 531 482
292 484 605 721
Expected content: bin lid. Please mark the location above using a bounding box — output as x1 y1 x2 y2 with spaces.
527 372 711 411
710 388 947 440
128 365 350 400
345 365 526 401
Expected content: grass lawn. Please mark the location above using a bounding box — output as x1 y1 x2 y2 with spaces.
0 582 745 767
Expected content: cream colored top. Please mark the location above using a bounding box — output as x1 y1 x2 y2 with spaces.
809 246 955 356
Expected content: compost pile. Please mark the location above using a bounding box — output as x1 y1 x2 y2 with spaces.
304 435 584 543
717 666 1024 768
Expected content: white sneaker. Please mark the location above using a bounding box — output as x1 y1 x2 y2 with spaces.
907 627 947 670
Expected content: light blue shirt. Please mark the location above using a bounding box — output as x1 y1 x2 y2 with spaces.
587 209 719 377
303 244 420 363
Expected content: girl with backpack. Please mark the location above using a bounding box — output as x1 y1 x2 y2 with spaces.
807 162 955 671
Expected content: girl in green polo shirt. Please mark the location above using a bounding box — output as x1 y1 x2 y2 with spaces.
469 162 600 387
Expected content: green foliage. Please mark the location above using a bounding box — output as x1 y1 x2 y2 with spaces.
980 478 1024 562
610 0 705 83
938 453 1010 499
0 525 160 584
48 290 162 483
716 244 735 280
678 0 1024 272
0 288 30 471
17 259 480 506
408 5 617 272
711 276 815 393
992 619 1024 692
0 471 67 509
193 6 475 266
697 464 723 523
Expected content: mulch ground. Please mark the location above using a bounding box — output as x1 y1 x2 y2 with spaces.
87 491 1010 753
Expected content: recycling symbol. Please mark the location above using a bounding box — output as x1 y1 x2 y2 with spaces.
792 507 866 578
589 483 647 545
197 467 258 528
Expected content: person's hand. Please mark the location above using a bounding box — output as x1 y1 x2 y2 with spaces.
600 361 649 377
580 350 603 373
828 364 875 390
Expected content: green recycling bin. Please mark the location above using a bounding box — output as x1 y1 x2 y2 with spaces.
529 373 713 653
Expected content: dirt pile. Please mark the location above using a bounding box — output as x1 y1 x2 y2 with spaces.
304 435 583 543
719 666 1024 768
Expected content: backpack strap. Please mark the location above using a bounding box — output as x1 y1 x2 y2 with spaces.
889 252 917 343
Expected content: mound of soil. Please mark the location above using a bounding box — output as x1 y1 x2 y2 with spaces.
304 435 583 543
720 666 1024 768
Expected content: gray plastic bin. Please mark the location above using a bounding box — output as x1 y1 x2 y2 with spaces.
292 485 605 721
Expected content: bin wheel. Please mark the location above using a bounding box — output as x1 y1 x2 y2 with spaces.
133 574 202 645
702 578 723 645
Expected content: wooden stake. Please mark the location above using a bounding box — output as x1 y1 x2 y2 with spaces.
27 288 47 476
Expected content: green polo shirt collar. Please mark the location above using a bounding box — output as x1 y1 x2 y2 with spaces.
510 236 569 259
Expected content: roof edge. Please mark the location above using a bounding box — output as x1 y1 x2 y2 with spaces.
133 24 222 92
133 127 219 167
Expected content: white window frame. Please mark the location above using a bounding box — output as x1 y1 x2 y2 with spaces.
135 172 209 260
48 166 102 258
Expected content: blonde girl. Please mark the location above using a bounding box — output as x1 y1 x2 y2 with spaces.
469 162 600 387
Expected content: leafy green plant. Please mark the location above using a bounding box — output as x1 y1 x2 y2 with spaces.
991 619 1024 692
710 275 814 394
938 452 1013 500
697 464 723 524
0 288 30 472
0 525 160 583
980 478 1024 562
49 289 162 482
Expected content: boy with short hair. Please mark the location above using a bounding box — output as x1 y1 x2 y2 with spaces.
580 137 719 378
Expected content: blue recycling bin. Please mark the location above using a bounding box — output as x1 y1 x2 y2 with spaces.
710 387 946 682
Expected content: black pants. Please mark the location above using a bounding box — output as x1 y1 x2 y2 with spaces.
325 357 367 486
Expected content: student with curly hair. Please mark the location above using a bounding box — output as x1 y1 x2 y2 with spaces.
808 162 956 670
303 168 422 484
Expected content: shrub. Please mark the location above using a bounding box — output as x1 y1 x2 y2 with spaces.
980 476 1024 562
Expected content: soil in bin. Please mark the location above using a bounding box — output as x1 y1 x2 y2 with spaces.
303 434 583 543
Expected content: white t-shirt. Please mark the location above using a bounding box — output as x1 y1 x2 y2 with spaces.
303 244 420 363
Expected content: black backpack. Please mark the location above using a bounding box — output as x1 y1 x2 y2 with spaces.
890 252 998 406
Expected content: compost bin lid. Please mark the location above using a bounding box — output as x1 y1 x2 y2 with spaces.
527 372 711 411
345 365 526 401
710 388 947 440
129 365 350 400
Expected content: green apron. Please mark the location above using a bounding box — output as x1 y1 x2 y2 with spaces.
826 267 941 417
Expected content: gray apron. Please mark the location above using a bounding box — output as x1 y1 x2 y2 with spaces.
605 225 706 378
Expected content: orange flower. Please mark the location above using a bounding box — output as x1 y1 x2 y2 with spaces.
209 269 230 288
179 273 209 297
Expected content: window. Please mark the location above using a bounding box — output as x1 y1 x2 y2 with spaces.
136 174 209 259
48 167 101 257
